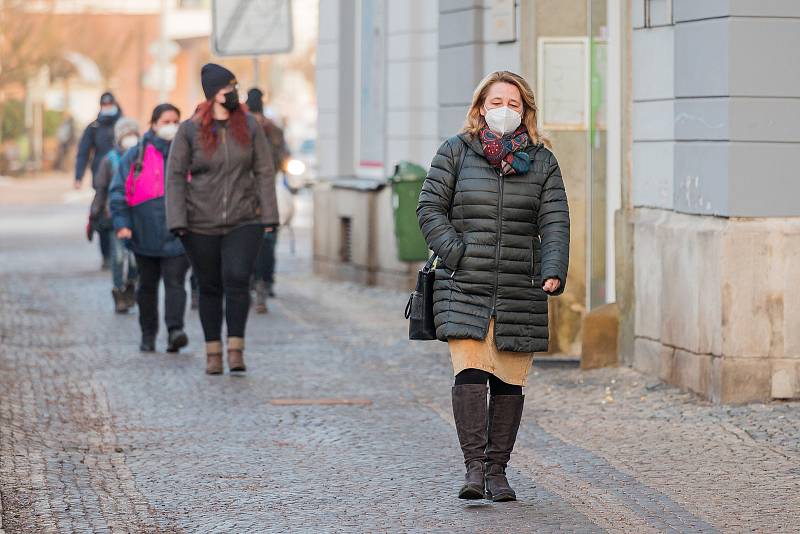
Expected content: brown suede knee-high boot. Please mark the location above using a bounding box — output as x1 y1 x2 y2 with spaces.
452 384 488 499
485 394 524 502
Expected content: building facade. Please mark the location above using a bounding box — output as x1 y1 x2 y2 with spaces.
314 0 800 403
629 0 800 402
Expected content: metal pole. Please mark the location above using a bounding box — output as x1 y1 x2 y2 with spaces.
253 56 260 87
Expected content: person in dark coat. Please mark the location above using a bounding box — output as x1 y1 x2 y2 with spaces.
165 64 279 375
110 103 190 354
76 91 123 269
245 87 290 313
417 71 570 502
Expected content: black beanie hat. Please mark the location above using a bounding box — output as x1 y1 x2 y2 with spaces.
245 88 264 114
100 92 116 105
201 63 237 100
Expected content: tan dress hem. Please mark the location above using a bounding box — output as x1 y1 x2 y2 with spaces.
448 319 534 387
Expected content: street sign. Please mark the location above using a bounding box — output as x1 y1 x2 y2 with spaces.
211 0 294 57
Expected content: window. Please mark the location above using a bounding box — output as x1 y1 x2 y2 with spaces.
339 217 352 264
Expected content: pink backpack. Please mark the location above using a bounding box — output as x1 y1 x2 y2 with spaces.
125 144 165 207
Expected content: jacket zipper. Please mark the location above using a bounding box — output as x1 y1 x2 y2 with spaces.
221 127 229 226
490 169 504 317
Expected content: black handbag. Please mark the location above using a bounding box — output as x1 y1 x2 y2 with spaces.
405 140 468 340
405 254 438 340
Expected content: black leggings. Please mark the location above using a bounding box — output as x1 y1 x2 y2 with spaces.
181 224 263 342
455 368 523 396
134 254 190 337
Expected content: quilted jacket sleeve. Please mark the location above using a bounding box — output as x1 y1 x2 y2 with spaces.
537 150 570 296
416 138 466 270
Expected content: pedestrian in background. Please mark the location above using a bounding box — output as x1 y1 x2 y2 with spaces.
54 113 75 171
417 71 570 502
245 87 290 313
76 92 124 270
90 117 140 313
166 64 279 375
110 103 190 354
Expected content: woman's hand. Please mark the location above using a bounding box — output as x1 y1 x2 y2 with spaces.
116 227 132 240
542 278 561 294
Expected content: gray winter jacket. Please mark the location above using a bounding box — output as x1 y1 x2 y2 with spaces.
417 133 570 353
165 114 279 235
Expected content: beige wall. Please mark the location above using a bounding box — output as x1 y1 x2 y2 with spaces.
313 183 417 290
633 209 800 402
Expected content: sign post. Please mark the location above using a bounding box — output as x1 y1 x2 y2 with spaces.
211 0 294 57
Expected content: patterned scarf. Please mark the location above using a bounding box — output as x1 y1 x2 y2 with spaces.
479 126 531 175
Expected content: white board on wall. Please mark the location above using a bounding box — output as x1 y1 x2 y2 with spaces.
488 0 517 43
537 37 589 130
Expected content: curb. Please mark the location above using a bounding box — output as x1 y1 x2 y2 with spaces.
533 355 581 368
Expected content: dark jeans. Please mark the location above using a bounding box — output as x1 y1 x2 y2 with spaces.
134 254 190 337
111 234 138 289
99 228 112 261
181 224 263 342
254 229 278 285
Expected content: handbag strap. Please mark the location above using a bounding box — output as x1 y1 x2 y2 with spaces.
426 138 468 273
448 138 468 218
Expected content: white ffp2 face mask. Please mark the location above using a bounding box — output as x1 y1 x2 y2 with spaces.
156 123 179 142
120 135 138 150
484 106 522 135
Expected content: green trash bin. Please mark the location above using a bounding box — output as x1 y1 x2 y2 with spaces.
390 161 430 262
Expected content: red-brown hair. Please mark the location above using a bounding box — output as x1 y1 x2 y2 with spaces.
193 100 251 155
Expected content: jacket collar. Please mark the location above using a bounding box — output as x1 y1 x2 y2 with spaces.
458 132 484 157
143 130 171 157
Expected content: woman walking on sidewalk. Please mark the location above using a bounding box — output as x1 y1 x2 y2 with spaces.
90 117 140 313
417 71 570 502
110 103 190 353
165 64 279 375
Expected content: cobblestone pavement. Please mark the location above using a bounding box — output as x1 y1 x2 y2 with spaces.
1 180 799 533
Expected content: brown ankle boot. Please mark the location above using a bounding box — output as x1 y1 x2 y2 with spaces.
205 341 223 375
227 337 246 372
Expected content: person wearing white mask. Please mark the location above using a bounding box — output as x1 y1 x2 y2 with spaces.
109 103 191 354
417 71 570 502
90 117 141 313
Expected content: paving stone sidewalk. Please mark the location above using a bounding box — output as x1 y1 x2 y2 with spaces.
0 195 798 533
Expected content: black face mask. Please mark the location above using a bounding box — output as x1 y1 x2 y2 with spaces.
222 90 239 111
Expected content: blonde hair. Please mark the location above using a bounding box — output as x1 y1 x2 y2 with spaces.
462 70 549 147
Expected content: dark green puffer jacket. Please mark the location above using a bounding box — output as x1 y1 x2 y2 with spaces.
417 133 570 353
